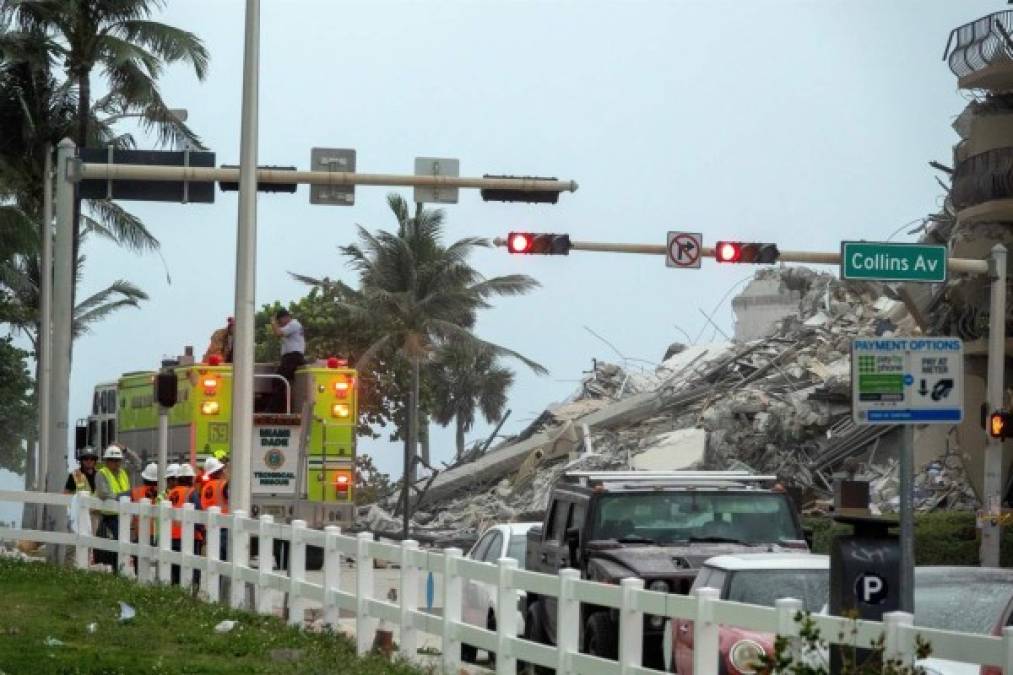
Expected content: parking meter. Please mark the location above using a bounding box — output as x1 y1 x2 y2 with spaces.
829 480 900 674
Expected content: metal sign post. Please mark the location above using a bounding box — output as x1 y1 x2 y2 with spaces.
982 244 1007 567
851 337 965 612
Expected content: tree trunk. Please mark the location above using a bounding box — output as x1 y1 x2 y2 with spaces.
20 357 42 530
456 416 465 461
402 357 420 539
72 70 89 309
420 413 430 469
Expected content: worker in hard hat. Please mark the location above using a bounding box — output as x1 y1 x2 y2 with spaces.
63 447 99 495
167 464 201 585
130 462 160 551
192 456 230 566
95 445 131 571
165 463 181 496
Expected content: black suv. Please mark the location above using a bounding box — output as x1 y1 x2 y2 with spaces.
523 471 809 671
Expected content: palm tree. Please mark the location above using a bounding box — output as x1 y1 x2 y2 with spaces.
429 341 514 460
1 0 208 269
302 193 546 536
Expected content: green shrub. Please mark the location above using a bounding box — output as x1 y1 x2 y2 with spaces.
804 511 1013 566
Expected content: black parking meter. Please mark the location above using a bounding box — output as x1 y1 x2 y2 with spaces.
829 480 900 674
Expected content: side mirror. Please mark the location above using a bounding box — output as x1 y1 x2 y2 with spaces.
803 527 815 550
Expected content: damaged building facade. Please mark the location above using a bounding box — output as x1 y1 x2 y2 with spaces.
360 10 1013 542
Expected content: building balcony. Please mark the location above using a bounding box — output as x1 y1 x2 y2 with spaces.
946 11 1013 91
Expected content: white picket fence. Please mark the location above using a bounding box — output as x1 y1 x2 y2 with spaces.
2 488 1013 675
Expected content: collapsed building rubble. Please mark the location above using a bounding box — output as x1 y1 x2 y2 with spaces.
362 266 982 541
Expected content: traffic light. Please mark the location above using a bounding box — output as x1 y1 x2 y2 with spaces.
506 232 571 255
154 370 178 408
218 165 298 193
989 410 1011 439
481 175 562 203
714 241 780 264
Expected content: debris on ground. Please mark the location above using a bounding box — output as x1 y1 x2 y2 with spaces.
214 619 238 633
364 266 979 543
118 602 135 622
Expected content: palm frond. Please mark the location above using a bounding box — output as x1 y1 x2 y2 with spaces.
84 199 159 252
430 319 548 375
113 19 209 79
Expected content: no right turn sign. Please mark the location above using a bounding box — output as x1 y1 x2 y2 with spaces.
667 231 703 269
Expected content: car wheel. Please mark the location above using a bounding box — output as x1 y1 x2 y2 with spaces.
584 611 618 660
518 601 555 675
486 611 497 667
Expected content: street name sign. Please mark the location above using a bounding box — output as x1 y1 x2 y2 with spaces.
851 338 963 425
666 231 703 269
841 242 947 283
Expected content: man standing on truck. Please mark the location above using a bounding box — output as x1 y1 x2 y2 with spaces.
270 309 304 412
203 316 235 363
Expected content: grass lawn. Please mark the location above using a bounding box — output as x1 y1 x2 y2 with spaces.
0 558 425 675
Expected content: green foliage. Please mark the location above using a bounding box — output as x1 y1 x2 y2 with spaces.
428 341 513 459
0 335 32 472
0 558 423 674
804 512 1013 565
758 611 931 675
259 194 545 451
354 453 395 506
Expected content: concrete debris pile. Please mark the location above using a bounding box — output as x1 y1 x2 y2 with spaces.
361 266 979 542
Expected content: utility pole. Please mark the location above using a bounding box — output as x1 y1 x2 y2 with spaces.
230 0 261 517
47 138 75 557
32 145 54 529
981 244 1007 567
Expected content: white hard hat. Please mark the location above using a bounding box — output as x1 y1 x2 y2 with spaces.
103 445 124 460
165 463 181 479
141 462 158 482
178 463 196 479
204 456 225 476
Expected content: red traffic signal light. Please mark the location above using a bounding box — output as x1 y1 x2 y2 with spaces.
508 233 534 254
714 241 780 264
505 232 571 255
989 410 1010 439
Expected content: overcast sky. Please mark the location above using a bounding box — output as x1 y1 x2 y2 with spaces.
47 0 999 483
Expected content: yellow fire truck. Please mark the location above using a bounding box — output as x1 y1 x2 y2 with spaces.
77 350 358 534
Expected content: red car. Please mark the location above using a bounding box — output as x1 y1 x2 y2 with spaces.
672 553 829 674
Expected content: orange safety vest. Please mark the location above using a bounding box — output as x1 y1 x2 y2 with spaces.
131 485 159 503
166 485 197 540
199 479 229 514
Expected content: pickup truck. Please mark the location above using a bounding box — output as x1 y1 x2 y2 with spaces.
522 471 809 671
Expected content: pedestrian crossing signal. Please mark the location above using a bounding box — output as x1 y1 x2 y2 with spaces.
989 410 1010 439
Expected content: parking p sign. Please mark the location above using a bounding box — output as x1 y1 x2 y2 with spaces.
852 338 963 425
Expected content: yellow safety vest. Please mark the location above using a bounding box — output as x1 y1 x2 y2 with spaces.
98 466 131 515
71 470 91 493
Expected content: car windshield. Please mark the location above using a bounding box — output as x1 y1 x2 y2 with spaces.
591 492 801 544
506 534 527 565
914 571 1013 634
725 569 829 611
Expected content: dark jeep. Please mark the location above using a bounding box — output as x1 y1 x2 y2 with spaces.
523 471 809 671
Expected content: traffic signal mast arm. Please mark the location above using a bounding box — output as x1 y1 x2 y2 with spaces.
493 237 991 275
74 161 579 195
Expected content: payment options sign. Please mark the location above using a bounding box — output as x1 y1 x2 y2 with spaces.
852 338 963 425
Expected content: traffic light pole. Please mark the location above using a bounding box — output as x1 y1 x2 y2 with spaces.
982 244 1007 567
492 237 991 274
73 163 579 196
